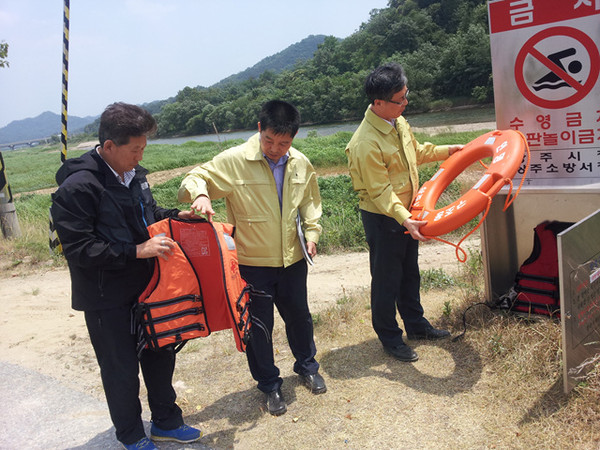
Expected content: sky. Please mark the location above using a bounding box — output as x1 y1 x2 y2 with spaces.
0 0 389 128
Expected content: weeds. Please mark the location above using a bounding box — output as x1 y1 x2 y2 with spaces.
456 247 484 302
442 300 452 318
314 288 371 342
421 267 457 291
488 333 506 356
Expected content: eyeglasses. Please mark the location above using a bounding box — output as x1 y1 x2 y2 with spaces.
386 89 410 105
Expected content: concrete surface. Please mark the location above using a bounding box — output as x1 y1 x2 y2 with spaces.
0 362 210 450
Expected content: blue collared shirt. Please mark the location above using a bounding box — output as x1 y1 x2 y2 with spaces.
264 153 289 209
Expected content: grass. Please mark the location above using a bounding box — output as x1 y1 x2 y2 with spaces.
1 128 482 269
293 131 354 169
2 139 242 195
2 146 88 193
421 267 457 291
309 257 598 448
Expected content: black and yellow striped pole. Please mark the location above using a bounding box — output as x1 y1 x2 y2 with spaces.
49 0 69 252
61 0 69 163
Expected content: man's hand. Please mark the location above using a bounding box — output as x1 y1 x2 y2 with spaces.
402 217 430 242
177 209 196 220
191 195 215 222
136 235 175 260
306 241 317 258
448 144 464 155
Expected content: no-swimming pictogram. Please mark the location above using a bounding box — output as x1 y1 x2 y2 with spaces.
514 26 599 109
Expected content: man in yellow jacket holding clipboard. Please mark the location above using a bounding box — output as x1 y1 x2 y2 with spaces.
178 100 325 416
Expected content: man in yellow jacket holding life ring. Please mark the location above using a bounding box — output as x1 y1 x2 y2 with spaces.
346 63 463 362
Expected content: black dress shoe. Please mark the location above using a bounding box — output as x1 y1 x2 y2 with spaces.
383 343 419 362
266 388 287 416
301 372 327 394
407 327 451 341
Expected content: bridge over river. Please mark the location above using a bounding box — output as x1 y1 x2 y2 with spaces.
0 137 54 151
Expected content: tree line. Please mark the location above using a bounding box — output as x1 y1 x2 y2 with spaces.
109 0 493 138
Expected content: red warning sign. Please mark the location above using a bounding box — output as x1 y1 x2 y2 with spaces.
514 26 600 109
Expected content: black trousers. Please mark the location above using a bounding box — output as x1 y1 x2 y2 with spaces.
361 210 431 348
85 304 183 445
240 259 319 393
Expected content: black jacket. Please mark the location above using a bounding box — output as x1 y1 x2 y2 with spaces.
51 149 180 311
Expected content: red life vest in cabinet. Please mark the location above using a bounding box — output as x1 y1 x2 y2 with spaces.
136 218 254 354
510 221 573 317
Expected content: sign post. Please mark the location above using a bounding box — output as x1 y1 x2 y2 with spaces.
485 0 600 393
488 0 600 187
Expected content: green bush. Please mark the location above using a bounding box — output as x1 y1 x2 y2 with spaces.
317 175 365 253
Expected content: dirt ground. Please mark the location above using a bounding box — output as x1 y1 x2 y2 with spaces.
0 238 474 397
0 238 483 450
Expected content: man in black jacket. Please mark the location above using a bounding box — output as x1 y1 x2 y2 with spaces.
51 103 200 450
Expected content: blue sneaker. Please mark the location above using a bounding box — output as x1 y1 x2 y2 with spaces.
150 423 202 443
122 437 157 450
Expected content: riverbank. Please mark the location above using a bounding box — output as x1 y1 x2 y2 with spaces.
72 119 497 151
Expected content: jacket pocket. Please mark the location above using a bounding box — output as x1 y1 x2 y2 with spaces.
288 177 307 206
234 215 273 258
236 215 270 232
234 179 273 211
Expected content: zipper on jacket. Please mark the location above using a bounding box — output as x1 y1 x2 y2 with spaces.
98 269 105 298
139 197 148 227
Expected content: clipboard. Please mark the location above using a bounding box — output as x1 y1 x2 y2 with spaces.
296 213 314 266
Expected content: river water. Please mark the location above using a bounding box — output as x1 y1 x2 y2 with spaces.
144 105 498 147
149 121 361 146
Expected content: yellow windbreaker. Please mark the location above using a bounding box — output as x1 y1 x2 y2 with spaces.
178 133 322 268
345 107 450 225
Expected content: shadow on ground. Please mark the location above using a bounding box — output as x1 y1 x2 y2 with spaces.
319 337 483 396
184 375 302 449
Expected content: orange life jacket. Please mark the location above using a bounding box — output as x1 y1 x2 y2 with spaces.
511 220 573 317
136 218 257 354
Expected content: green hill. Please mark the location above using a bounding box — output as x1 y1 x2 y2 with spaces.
213 35 327 87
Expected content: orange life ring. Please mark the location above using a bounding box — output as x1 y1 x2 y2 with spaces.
409 129 529 237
